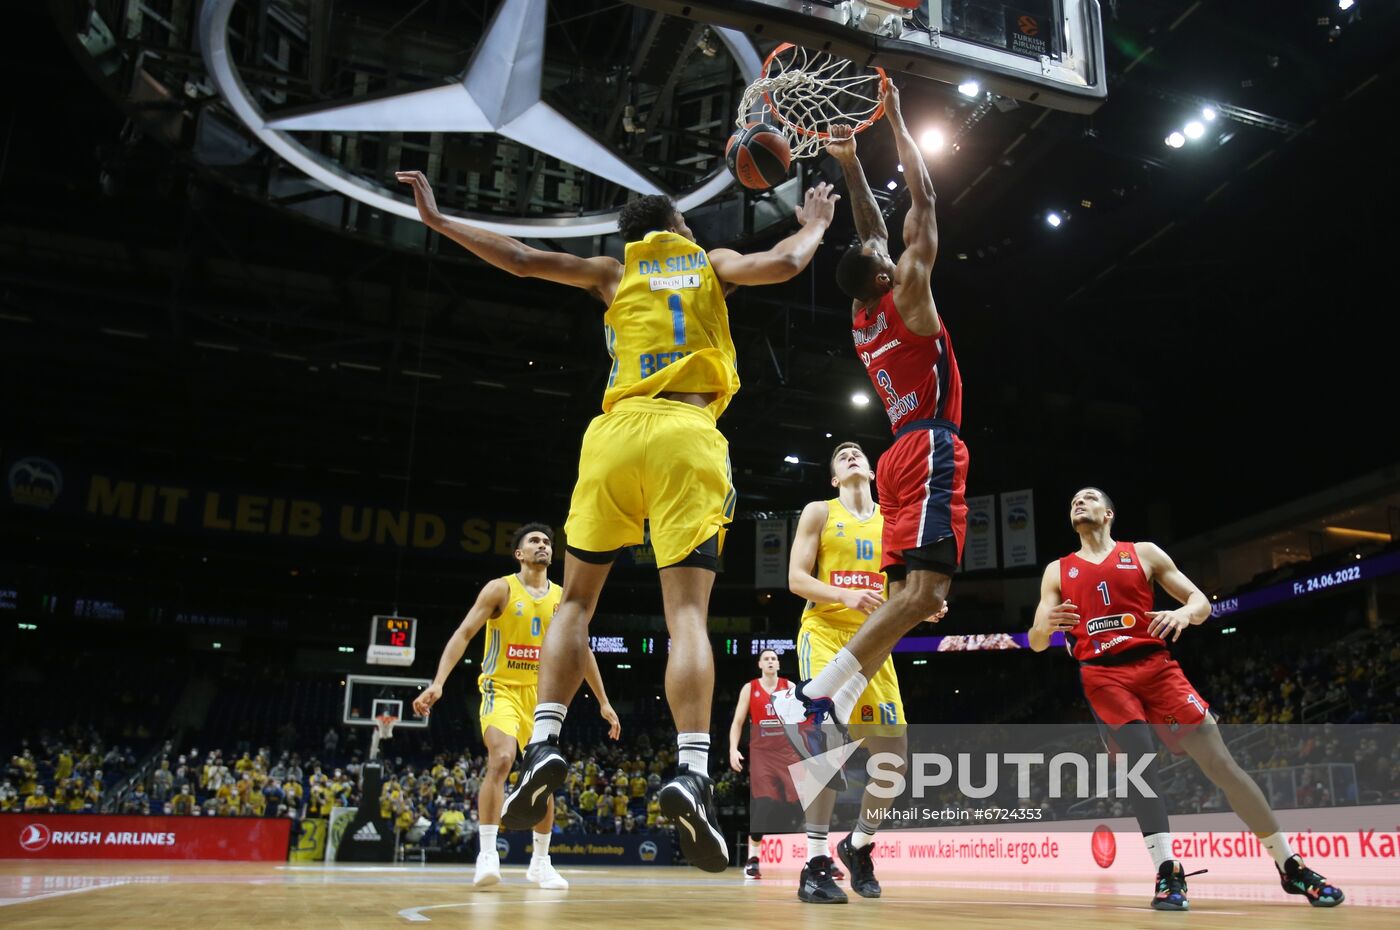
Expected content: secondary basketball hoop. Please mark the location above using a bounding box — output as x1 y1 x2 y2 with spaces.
738 43 889 159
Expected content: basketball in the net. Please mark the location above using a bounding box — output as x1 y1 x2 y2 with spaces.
725 122 791 190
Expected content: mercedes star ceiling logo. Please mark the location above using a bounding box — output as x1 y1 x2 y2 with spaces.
199 0 761 238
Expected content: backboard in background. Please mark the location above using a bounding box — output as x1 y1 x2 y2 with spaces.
629 0 1107 113
342 674 433 730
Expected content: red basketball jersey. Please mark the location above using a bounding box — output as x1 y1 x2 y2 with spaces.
852 292 963 434
748 677 792 727
1058 542 1162 663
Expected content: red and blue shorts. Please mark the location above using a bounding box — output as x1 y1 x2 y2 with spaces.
1080 649 1212 754
875 419 969 576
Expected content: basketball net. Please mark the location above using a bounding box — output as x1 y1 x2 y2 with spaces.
738 44 888 159
370 714 397 761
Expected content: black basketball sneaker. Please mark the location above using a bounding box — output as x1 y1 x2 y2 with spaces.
836 835 881 898
1278 855 1344 906
659 764 728 872
500 735 567 830
798 855 849 904
744 856 762 880
1151 860 1191 911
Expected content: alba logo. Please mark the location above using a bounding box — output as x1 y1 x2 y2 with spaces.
638 840 659 862
1091 825 1116 868
19 823 51 852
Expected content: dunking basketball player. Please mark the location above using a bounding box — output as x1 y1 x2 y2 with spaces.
726 648 804 880
397 169 838 872
787 441 944 903
775 84 964 739
413 523 620 890
1030 488 1344 910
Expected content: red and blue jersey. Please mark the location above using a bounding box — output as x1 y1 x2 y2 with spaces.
852 292 963 435
1059 542 1163 664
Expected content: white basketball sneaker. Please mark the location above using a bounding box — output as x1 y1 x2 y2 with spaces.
527 855 569 890
473 849 502 887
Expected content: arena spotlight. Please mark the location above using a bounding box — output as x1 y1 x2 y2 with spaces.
886 179 899 190
851 392 870 406
1046 212 1063 228
1184 120 1206 140
958 80 980 97
919 128 945 154
1165 131 1186 148
784 454 800 464
1338 0 1355 10
825 432 833 438
1202 106 1217 121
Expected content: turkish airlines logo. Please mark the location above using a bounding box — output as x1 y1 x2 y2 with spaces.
507 643 541 661
19 823 50 851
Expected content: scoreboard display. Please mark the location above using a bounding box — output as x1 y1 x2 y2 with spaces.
367 615 417 666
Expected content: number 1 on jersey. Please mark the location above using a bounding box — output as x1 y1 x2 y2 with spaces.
1097 580 1110 605
667 294 686 346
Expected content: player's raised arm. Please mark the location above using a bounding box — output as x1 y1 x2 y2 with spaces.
727 684 750 773
413 577 509 717
1138 543 1212 642
708 183 839 287
1029 560 1078 652
396 170 621 301
825 124 888 249
788 500 884 615
880 83 942 337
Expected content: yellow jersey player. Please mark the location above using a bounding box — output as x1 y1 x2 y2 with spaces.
414 523 619 890
788 442 945 903
397 169 838 873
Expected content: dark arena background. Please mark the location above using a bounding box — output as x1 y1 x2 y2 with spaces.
2 1 1398 927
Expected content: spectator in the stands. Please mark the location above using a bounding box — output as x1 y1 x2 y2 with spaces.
124 783 151 815
24 784 51 812
151 760 173 802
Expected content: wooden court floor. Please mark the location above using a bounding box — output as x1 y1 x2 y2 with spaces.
1 861 1395 929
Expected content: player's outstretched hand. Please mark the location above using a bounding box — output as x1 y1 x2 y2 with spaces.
880 79 901 120
1146 608 1192 642
825 124 857 163
839 588 884 615
412 682 443 718
729 746 744 773
795 181 840 228
600 701 622 740
395 170 443 226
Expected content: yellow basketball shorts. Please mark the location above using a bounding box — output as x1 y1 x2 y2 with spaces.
797 620 905 736
565 396 735 568
479 678 536 751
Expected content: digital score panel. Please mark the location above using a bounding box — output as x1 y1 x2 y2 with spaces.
367 615 417 667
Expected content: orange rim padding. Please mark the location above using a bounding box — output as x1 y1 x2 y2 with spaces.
760 42 889 139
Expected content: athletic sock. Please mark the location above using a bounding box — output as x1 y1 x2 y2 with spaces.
528 703 567 744
1259 832 1295 868
831 673 870 726
805 823 830 863
677 733 710 774
532 830 552 859
804 648 861 701
1144 832 1174 870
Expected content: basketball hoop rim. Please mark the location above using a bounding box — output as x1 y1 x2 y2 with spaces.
760 42 889 139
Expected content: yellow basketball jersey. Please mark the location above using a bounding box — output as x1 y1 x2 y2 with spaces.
478 574 560 688
799 499 886 631
602 231 741 420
